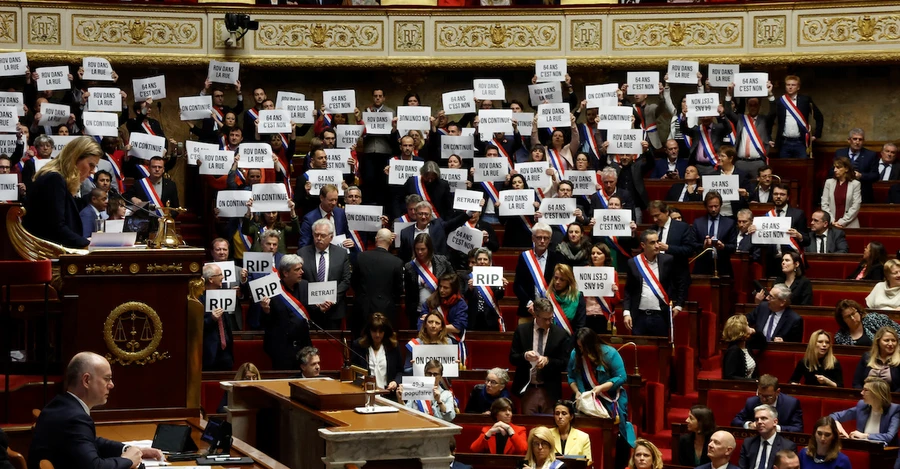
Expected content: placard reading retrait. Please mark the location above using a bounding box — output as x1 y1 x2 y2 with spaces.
453 189 484 212
592 209 632 237
308 280 338 305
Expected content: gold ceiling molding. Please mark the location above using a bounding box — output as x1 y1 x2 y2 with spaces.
613 18 742 50
571 20 602 51
435 21 560 51
754 15 786 49
72 15 202 48
0 10 15 44
800 12 900 46
255 21 382 51
394 21 425 52
28 12 58 45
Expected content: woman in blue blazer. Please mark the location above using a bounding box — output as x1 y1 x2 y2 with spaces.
829 377 900 445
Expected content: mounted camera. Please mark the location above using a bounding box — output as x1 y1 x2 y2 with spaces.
223 13 259 48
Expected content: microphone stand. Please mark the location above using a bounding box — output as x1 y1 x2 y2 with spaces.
616 341 640 378
305 316 370 385
689 247 719 278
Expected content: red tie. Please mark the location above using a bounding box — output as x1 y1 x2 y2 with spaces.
217 316 227 350
326 213 332 220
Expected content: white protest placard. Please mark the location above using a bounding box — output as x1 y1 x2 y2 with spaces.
38 103 70 127
566 170 596 196
335 124 364 149
516 162 550 189
0 135 17 156
626 72 659 95
401 376 435 401
133 75 166 101
734 73 769 98
244 253 276 275
474 158 508 182
388 159 424 186
394 221 414 248
238 143 274 169
412 344 459 377
667 60 700 84
448 224 483 253
752 217 791 245
331 234 347 250
709 64 740 88
499 189 535 216
441 135 475 160
82 57 114 81
0 174 18 201
35 66 70 91
251 183 290 212
284 100 315 125
453 189 483 212
208 60 240 84
258 110 292 134
275 91 305 109
199 150 234 176
702 175 741 201
477 109 513 136
573 266 616 297
205 289 237 312
324 148 351 174
441 168 468 192
539 198 576 225
461 127 476 137
128 132 167 160
537 103 570 129
472 266 504 287
0 92 24 116
535 59 567 83
513 112 534 137
397 106 432 132
179 95 212 121
474 79 506 101
442 90 475 114
585 84 619 109
248 272 283 303
345 204 383 232
308 281 337 304
49 135 79 158
596 106 633 130
33 158 50 173
0 107 16 133
592 209 632 237
86 87 121 112
102 220 124 234
686 93 720 118
607 129 643 155
211 261 237 288
528 82 563 107
215 190 252 218
363 112 392 135
323 90 356 114
82 112 119 137
186 141 218 165
0 52 27 77
307 169 345 196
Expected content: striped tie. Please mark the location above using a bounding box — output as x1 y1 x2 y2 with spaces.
318 251 326 282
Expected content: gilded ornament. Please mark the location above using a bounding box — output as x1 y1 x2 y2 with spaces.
85 264 123 274
189 262 200 273
146 263 183 273
0 12 15 44
436 21 559 51
6 206 88 261
614 18 741 50
490 24 506 47
800 14 900 45
669 21 686 46
256 21 382 50
73 15 201 47
103 301 170 366
859 15 877 41
394 21 424 52
571 20 602 51
28 13 60 45
754 16 786 48
129 263 140 274
67 264 77 275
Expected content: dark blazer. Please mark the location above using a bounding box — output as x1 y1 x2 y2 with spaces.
350 338 403 388
889 183 900 204
676 432 710 467
123 177 180 213
201 292 234 371
774 94 823 149
263 280 317 370
650 158 688 179
830 400 900 445
848 261 884 281
738 434 796 469
861 157 900 202
665 183 703 202
449 217 500 270
451 461 474 469
398 176 453 222
398 211 470 263
0 427 12 469
773 275 813 306
298 244 352 321
299 206 350 248
79 205 108 238
29 393 131 469
403 254 454 329
612 150 655 209
746 301 804 342
513 249 564 318
352 247 404 325
836 146 879 174
659 219 695 280
689 214 738 276
23 171 89 248
731 393 804 433
722 343 757 381
623 252 686 313
509 322 571 401
681 120 728 167
805 227 849 254
853 352 900 391
765 206 809 275
737 232 762 263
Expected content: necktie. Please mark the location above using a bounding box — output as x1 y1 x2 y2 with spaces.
318 251 326 282
217 316 227 350
326 212 332 220
537 328 545 355
818 235 826 253
756 440 769 469
658 226 665 243
764 314 777 341
881 163 889 181
850 152 857 163
709 217 718 238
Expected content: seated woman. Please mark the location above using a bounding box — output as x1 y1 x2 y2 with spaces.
831 377 900 444
469 397 527 455
866 259 900 310
548 400 592 466
584 243 619 334
676 405 716 467
834 299 900 347
853 326 900 391
464 248 508 332
464 367 512 414
848 241 887 281
418 272 468 367
552 264 587 334
556 222 592 268
629 438 664 469
217 362 260 413
521 427 569 469
398 359 455 422
350 312 403 400
755 252 812 306
721 315 757 381
106 197 126 220
790 330 844 387
798 416 852 469
405 311 457 375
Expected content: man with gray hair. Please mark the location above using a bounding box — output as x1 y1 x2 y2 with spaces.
835 128 877 181
298 218 352 330
262 254 315 369
296 346 321 378
398 200 469 263
746 283 803 342
397 159 452 221
738 404 796 469
201 263 234 371
867 142 900 203
352 228 403 333
513 222 564 322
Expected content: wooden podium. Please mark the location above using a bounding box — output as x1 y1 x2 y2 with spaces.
226 378 461 469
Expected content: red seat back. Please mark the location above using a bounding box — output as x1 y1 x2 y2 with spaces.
706 389 755 427
232 339 272 370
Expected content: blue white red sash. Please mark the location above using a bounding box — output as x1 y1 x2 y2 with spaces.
412 176 439 218
725 119 737 146
278 133 289 151
411 259 439 292
635 105 658 136
598 296 615 327
580 123 600 159
547 148 566 178
436 305 467 366
699 126 718 167
105 155 125 192
414 399 434 415
279 287 310 321
349 230 365 253
219 135 228 150
741 114 768 161
595 185 609 209
235 168 247 185
137 177 164 216
607 236 632 259
582 356 600 389
141 120 156 136
136 164 150 179
398 214 411 223
548 461 564 469
323 113 333 128
212 106 224 123
780 95 809 136
436 128 447 136
522 250 573 335
246 108 259 122
491 138 514 169
634 254 669 306
678 115 693 147
237 220 253 250
766 209 805 255
479 181 500 205
469 273 504 332
405 338 421 357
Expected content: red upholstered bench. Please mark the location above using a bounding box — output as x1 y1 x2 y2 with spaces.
756 350 801 383
705 389 755 427
232 339 272 370
201 380 226 415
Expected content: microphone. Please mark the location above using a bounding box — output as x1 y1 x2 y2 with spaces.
305 315 370 383
108 188 161 218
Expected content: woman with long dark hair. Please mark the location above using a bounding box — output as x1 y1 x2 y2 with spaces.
351 312 403 399
848 241 887 281
834 299 900 347
676 405 716 467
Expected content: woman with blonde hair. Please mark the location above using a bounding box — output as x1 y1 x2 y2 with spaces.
790 330 843 387
217 362 261 412
23 136 102 248
404 310 455 374
830 377 900 444
866 259 900 310
721 315 756 381
853 326 900 391
628 438 664 469
551 264 586 334
521 426 567 469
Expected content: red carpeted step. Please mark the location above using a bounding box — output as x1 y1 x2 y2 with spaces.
699 353 722 372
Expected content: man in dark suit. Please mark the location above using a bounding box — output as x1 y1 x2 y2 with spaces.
398 200 469 263
623 228 687 337
731 374 804 433
509 298 571 415
650 139 688 179
244 233 285 330
746 284 804 343
201 263 234 371
398 161 453 223
264 254 316 369
299 184 354 250
864 143 900 203
736 209 762 263
738 404 797 469
647 200 694 284
609 145 655 222
298 218 352 330
748 165 774 204
123 155 180 214
774 451 800 469
699 430 741 469
836 128 879 202
723 82 776 177
194 79 243 146
665 165 704 202
513 223 564 320
805 210 848 254
78 188 109 238
681 115 728 175
774 75 823 159
352 228 403 333
29 352 165 469
758 184 808 277
690 191 738 276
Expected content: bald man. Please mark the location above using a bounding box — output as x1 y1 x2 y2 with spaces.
698 430 740 469
773 450 800 469
352 228 403 331
30 352 165 469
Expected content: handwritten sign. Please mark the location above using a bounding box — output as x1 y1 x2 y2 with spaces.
539 198 575 225
82 112 119 137
307 169 345 196
335 124 364 149
245 253 276 275
82 57 114 81
453 189 484 212
751 216 791 245
345 204 383 232
0 106 16 133
208 60 239 84
388 159 424 186
702 175 740 201
133 75 166 101
363 111 392 135
441 135 474 160
199 150 235 176
308 281 337 304
473 79 505 101
606 129 643 155
275 91 305 109
535 59 567 83
412 344 459 377
323 89 356 114
238 143 274 169
472 266 504 287
513 112 534 137
537 103 570 129
248 272 283 303
0 52 27 77
686 93 720 118
36 66 70 91
566 170 596 196
442 90 475 114
667 60 699 84
626 72 659 95
474 158 508 182
441 168 468 192
448 224 483 254
477 109 513 136
128 132 167 160
0 92 24 116
573 266 616 297
205 289 236 313
179 95 213 120
0 135 17 156
215 190 252 218
401 376 435 401
709 64 740 88
397 106 432 132
86 87 122 112
585 83 619 109
516 162 550 189
528 82 562 107
596 106 633 130
324 148 351 173
592 209 632 237
284 100 315 125
0 174 18 201
499 189 535 216
251 183 290 212
734 73 769 98
186 140 218 165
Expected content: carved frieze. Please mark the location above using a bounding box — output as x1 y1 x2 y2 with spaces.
72 15 202 48
435 21 560 51
613 18 742 50
800 13 900 46
256 21 383 50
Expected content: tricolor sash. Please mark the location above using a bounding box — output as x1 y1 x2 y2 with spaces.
412 176 439 218
469 273 504 332
547 148 566 178
279 133 289 151
238 220 253 250
436 305 467 366
212 106 224 123
634 254 669 306
137 177 164 216
136 164 150 179
414 400 434 416
398 214 411 223
405 338 421 358
105 155 125 192
581 355 623 423
594 185 609 209
580 123 600 159
741 114 768 162
479 181 500 205
141 120 156 136
766 209 805 255
780 95 809 137
411 259 439 292
522 250 573 335
349 230 365 253
279 287 310 321
725 119 738 146
698 126 718 167
678 115 693 147
491 138 514 169
323 113 333 128
606 236 633 259
235 168 247 185
246 108 259 122
598 296 615 329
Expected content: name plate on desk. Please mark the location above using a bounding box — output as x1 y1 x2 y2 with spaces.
290 379 367 410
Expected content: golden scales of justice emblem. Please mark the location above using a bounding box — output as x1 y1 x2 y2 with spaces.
103 301 170 366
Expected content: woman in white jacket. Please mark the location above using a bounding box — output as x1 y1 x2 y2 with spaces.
821 156 862 228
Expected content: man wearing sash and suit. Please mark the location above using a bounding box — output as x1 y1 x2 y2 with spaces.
124 98 179 177
197 78 244 144
398 200 470 263
243 87 267 142
509 298 572 415
123 156 179 219
723 80 776 177
262 254 316 370
622 229 686 338
774 75 822 159
748 184 809 277
513 222 564 323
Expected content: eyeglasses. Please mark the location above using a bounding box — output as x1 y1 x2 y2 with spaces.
757 393 777 402
532 440 550 449
485 379 501 386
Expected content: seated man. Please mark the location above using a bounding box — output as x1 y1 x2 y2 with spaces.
29 352 165 469
701 430 741 469
295 346 321 378
731 374 803 433
745 283 803 343
738 404 796 469
79 188 109 238
805 210 848 254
